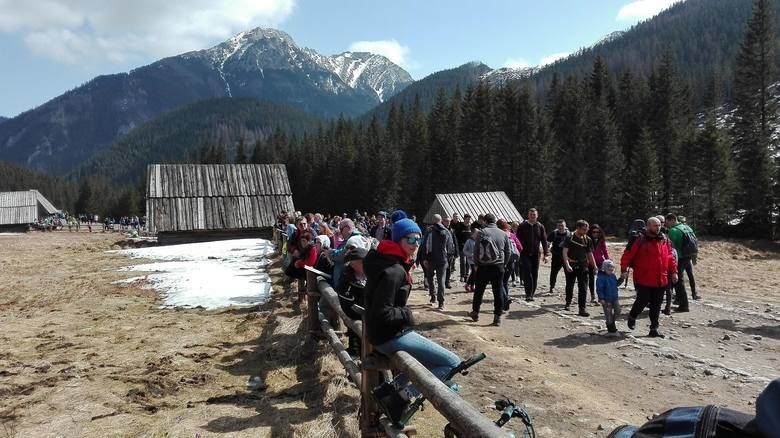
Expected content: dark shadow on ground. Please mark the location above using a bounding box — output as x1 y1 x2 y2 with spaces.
201 275 359 435
543 332 623 349
708 319 780 341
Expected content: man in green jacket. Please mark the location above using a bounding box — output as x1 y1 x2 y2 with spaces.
665 213 698 312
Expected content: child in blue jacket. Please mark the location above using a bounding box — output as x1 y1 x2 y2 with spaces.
597 259 620 334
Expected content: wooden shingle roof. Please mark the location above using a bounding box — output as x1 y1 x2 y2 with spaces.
423 191 523 223
145 164 294 233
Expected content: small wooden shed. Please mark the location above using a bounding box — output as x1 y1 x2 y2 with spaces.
0 190 59 231
146 164 294 244
423 191 523 224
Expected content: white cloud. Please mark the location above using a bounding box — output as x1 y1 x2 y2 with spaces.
0 0 296 65
539 52 570 66
349 39 414 68
616 0 681 22
503 52 570 69
503 57 532 69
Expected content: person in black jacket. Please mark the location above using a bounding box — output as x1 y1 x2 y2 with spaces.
516 208 549 301
365 218 461 423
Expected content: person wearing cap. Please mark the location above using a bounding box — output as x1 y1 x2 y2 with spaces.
370 211 392 241
328 218 364 287
337 246 369 357
597 259 620 334
365 218 462 421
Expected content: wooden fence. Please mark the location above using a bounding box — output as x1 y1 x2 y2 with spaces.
304 269 508 437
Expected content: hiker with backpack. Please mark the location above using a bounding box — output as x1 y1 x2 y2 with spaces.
620 217 678 338
666 213 698 311
468 213 511 326
562 220 598 316
498 219 523 311
547 219 571 294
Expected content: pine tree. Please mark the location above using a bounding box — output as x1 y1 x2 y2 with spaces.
731 0 777 234
695 120 735 230
624 127 661 221
583 57 624 228
647 49 693 212
235 139 248 164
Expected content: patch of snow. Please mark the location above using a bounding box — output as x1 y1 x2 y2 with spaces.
0 232 22 236
111 238 274 309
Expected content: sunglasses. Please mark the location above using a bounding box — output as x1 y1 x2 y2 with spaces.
405 236 423 245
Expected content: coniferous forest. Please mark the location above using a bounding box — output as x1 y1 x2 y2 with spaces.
1 0 778 238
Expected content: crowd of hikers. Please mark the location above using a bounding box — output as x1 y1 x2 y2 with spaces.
277 208 700 337
30 213 145 233
274 207 724 429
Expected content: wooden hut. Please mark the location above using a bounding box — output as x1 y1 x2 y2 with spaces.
423 191 523 224
146 164 294 244
0 190 59 231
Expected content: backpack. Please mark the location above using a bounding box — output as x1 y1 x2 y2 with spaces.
507 236 520 264
679 226 699 259
476 229 501 264
608 405 760 438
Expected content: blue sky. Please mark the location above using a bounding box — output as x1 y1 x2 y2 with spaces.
0 0 680 117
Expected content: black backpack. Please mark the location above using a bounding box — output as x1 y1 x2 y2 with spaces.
608 405 759 438
679 226 699 259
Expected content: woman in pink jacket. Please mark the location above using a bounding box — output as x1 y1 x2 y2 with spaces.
587 224 610 303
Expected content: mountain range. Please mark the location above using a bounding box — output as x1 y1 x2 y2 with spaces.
0 0 777 180
0 27 412 175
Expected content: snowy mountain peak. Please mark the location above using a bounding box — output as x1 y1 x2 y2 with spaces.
184 27 412 102
480 66 538 86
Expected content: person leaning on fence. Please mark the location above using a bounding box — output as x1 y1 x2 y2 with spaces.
337 246 368 358
364 218 462 424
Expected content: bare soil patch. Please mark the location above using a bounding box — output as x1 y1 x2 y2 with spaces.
0 231 777 437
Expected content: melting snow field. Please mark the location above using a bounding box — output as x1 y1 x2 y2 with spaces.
111 238 275 309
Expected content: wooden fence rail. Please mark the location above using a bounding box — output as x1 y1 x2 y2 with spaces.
305 268 508 438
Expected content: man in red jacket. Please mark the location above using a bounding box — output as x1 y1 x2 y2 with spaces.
620 217 678 338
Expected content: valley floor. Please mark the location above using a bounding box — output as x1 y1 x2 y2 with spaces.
0 232 777 437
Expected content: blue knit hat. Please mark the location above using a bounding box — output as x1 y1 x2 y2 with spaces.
390 209 407 224
392 218 421 242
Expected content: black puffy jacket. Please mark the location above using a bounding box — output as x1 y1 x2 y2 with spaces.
364 240 415 346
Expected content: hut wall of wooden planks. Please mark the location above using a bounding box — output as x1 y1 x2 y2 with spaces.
146 164 294 240
0 190 59 227
423 191 523 224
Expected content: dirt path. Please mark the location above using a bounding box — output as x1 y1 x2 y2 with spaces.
405 238 779 436
0 232 777 437
0 231 358 438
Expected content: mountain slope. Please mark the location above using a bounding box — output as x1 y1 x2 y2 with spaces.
75 98 321 186
0 27 412 175
363 61 492 121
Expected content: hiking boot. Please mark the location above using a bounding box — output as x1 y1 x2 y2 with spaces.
675 307 690 313
607 323 618 333
662 306 671 315
371 382 409 425
627 317 636 330
578 309 590 317
692 293 700 300
437 303 445 311
649 329 665 338
467 311 479 322
491 315 501 326
445 283 452 289
429 295 436 304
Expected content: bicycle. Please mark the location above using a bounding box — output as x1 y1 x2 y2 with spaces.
444 396 535 438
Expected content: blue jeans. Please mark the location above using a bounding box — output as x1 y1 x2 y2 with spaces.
375 331 461 382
